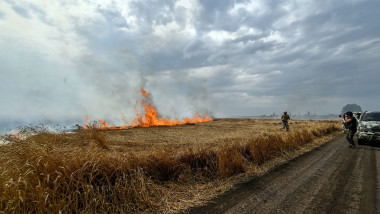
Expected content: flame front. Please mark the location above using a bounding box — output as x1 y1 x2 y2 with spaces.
84 88 212 129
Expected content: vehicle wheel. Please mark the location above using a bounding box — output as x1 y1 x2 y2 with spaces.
357 139 365 145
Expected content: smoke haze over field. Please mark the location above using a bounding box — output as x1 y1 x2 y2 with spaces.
1 0 380 131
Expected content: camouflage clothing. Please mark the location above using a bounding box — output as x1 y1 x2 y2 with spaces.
346 129 356 146
281 114 290 131
343 116 357 147
281 114 290 122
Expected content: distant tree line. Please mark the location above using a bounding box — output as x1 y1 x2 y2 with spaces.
341 104 362 114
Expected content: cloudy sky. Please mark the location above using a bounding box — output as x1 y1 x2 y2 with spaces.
1 0 379 129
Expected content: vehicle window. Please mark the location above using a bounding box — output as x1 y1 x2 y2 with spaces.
361 113 380 121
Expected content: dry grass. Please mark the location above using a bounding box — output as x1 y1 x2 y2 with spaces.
0 119 341 213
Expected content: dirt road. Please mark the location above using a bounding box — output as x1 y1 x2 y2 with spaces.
189 135 380 214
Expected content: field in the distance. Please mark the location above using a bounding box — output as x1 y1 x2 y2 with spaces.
0 118 341 213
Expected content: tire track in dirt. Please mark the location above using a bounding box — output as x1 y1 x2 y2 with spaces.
303 142 361 213
224 138 346 214
188 136 380 214
359 146 378 214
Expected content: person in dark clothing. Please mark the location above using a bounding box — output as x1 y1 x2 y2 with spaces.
341 111 357 148
281 111 290 131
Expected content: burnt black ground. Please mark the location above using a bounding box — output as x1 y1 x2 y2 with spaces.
188 135 380 214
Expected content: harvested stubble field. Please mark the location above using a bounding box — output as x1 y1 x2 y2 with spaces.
0 118 341 213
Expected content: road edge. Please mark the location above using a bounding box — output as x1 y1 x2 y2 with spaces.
186 134 343 214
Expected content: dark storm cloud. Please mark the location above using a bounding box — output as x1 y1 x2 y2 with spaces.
196 0 286 32
71 0 380 116
228 1 380 105
97 7 129 28
197 0 237 30
1 0 380 130
231 32 270 44
129 0 176 26
11 5 30 18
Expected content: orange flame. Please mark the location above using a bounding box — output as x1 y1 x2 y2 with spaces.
140 88 149 98
83 115 91 129
9 130 20 139
83 88 212 130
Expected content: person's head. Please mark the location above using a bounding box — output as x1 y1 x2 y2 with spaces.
284 111 287 115
345 111 353 118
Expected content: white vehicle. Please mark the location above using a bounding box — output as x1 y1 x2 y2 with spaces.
357 111 380 145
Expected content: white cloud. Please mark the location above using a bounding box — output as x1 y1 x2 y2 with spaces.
186 65 226 79
261 31 286 43
206 30 236 45
0 1 90 61
229 0 267 16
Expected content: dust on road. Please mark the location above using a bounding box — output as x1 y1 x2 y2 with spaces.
189 136 380 214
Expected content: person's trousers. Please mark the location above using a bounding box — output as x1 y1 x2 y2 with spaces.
282 121 289 131
346 129 356 145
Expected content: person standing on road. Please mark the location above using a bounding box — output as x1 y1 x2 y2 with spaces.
281 111 290 131
341 111 358 148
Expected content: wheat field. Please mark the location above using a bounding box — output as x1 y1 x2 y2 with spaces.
0 118 340 213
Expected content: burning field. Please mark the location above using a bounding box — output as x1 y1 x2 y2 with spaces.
0 117 341 213
0 87 342 213
83 89 211 130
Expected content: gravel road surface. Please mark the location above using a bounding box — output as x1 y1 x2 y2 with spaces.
189 135 380 214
